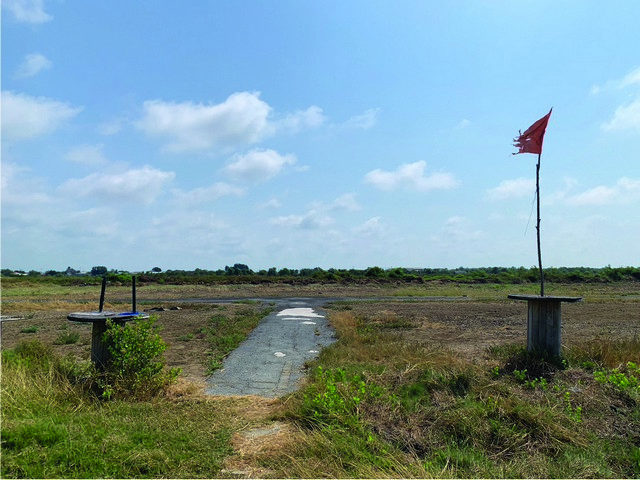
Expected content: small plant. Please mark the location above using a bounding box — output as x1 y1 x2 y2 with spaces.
513 369 527 382
491 366 500 378
20 326 39 334
594 362 640 394
564 391 583 423
524 377 548 390
302 367 384 428
54 331 80 345
177 333 195 341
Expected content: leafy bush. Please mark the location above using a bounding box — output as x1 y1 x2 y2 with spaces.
100 316 180 400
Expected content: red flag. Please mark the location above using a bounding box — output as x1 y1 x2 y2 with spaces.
513 109 552 155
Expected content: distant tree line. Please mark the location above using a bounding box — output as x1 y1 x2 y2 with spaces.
2 264 639 285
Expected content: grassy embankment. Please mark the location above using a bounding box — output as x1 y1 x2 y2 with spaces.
1 282 639 478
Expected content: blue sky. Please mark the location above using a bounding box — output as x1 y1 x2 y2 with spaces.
2 0 639 272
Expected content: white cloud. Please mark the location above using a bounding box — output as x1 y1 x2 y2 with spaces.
65 144 109 166
618 67 640 89
601 99 640 133
171 182 245 206
364 160 459 192
224 149 296 183
59 166 175 205
352 216 383 236
598 67 640 133
97 118 126 136
342 108 380 130
487 177 535 200
567 177 640 206
16 53 52 78
136 91 274 153
438 216 482 242
455 119 471 129
270 209 334 229
331 193 361 211
2 0 52 23
1 91 82 141
257 198 282 210
276 105 326 133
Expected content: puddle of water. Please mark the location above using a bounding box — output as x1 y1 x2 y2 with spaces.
277 307 324 318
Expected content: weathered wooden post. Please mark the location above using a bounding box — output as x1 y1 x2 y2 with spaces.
68 275 148 369
508 294 582 356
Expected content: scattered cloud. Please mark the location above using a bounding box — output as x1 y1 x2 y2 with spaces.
65 144 109 166
487 177 535 200
438 216 482 242
342 108 380 130
59 166 175 205
257 198 282 210
270 209 334 230
136 91 273 153
16 53 52 78
1 91 82 141
2 0 52 24
619 67 640 89
171 182 245 206
455 118 471 129
224 149 296 183
352 216 383 236
598 66 640 133
276 105 326 133
566 177 640 206
364 160 459 192
331 193 361 211
601 99 640 133
97 118 126 136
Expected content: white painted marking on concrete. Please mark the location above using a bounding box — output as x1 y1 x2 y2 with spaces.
308 350 319 353
302 321 317 325
277 307 324 318
274 352 286 357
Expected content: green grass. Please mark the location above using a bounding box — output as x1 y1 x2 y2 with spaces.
53 331 80 345
2 287 639 478
19 325 39 334
0 341 245 478
267 310 640 478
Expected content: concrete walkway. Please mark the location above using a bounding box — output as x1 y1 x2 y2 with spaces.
205 298 336 398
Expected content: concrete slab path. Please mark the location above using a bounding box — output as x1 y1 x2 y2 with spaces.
205 298 336 398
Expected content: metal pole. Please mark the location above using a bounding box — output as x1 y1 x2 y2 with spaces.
99 276 107 312
536 154 545 297
132 275 137 313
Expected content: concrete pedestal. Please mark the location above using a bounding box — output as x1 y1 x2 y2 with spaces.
508 295 582 356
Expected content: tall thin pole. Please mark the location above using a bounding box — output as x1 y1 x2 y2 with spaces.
99 276 107 312
535 153 545 297
132 275 137 313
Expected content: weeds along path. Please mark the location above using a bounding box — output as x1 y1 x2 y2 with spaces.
205 298 337 398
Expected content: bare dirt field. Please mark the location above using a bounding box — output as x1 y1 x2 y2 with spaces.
2 282 639 385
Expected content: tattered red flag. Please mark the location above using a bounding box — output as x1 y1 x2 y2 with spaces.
513 109 552 155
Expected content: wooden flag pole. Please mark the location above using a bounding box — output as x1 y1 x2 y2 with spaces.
535 153 545 297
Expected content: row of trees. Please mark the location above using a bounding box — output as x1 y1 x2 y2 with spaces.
4 264 639 285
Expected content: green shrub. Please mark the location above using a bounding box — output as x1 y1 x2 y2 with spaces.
100 316 180 400
20 325 39 334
